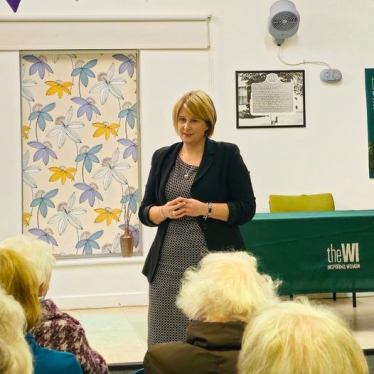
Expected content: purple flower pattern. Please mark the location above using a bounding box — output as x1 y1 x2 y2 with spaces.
23 55 54 79
74 183 103 207
29 228 58 246
118 138 138 162
28 141 58 165
71 97 101 121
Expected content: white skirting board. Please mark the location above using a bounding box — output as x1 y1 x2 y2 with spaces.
52 292 149 310
48 257 149 310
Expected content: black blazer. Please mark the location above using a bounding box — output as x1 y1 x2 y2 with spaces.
139 138 256 282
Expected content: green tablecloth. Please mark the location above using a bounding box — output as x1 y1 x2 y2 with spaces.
240 210 374 296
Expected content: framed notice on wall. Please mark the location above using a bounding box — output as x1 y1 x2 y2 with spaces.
236 70 305 129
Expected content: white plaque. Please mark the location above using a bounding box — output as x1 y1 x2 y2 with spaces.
250 74 295 116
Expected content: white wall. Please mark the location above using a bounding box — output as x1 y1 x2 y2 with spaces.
0 0 373 307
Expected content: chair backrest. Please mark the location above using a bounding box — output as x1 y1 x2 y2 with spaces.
269 193 335 213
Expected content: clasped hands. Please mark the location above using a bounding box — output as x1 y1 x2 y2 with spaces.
161 197 206 219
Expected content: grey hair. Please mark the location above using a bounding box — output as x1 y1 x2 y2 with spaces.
238 298 369 374
176 251 280 323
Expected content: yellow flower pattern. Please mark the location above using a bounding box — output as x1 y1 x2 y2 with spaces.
49 166 77 185
92 122 120 140
45 80 73 99
23 126 31 139
94 208 122 226
23 212 32 226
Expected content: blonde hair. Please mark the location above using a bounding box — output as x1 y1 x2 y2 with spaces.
0 249 40 330
238 298 369 374
172 90 217 138
0 287 33 374
176 251 280 323
0 235 55 292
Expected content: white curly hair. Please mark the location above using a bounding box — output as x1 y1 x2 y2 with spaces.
176 251 280 323
238 297 369 374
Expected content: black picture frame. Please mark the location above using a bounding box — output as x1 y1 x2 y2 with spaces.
236 70 306 129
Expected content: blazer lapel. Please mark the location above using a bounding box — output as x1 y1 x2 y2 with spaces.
158 143 183 203
194 138 216 185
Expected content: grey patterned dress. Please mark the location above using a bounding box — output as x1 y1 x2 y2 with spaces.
148 156 208 346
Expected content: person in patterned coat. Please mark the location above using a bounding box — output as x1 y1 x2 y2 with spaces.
0 235 108 374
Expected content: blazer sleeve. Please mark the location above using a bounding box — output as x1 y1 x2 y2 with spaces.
226 144 256 225
139 150 160 227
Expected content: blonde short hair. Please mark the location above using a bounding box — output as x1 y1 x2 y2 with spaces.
0 249 40 330
0 287 33 374
172 90 217 138
176 251 280 323
0 235 55 289
238 298 369 374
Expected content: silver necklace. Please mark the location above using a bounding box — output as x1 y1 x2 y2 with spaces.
183 164 194 179
179 155 195 179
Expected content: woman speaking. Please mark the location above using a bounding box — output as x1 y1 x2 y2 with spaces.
139 90 256 345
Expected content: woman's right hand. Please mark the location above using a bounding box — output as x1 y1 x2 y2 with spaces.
161 197 186 219
149 197 186 225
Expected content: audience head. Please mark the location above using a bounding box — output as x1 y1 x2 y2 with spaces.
238 298 369 374
0 235 55 297
0 249 40 330
0 287 33 374
172 90 217 138
176 251 280 323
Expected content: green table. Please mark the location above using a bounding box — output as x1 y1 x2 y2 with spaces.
240 210 374 297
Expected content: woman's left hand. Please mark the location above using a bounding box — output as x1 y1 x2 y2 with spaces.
180 198 207 217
